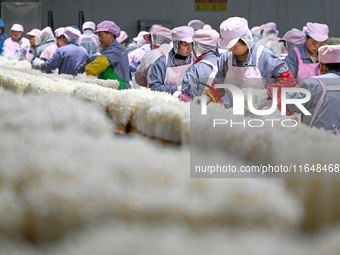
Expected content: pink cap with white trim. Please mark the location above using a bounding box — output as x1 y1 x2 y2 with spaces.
219 17 248 49
250 26 261 35
171 26 194 43
193 29 220 47
116 31 128 43
319 45 340 63
143 26 172 43
188 20 205 30
263 22 277 32
40 27 53 39
280 28 306 44
54 27 65 38
11 24 24 32
203 24 213 30
305 22 329 42
133 31 148 42
82 21 95 31
64 26 81 42
27 28 41 37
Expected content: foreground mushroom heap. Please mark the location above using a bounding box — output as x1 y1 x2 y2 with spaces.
1 61 340 254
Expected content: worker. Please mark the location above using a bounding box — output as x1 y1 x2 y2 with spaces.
148 26 195 94
279 28 306 54
26 28 41 62
83 20 130 90
128 31 150 77
40 27 66 61
134 25 172 87
33 26 88 75
78 21 99 55
116 31 129 47
181 28 220 100
257 22 285 57
34 26 56 60
284 22 329 82
287 45 340 134
250 25 263 44
216 17 296 113
0 18 10 55
2 23 31 61
38 27 66 74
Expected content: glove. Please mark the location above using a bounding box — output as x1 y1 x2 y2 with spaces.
32 58 45 70
77 64 86 74
242 88 268 110
178 92 191 102
85 55 110 76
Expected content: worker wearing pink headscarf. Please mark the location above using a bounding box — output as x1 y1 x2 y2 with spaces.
279 28 306 54
40 27 65 61
82 20 130 89
148 26 195 94
257 22 285 56
285 22 329 82
216 17 296 114
26 28 41 62
287 45 340 134
78 21 99 55
134 25 172 87
33 26 88 75
181 28 220 100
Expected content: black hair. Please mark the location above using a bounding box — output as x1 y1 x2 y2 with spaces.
324 63 340 72
122 37 130 44
238 39 247 46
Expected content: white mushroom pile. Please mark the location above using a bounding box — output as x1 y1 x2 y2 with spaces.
0 56 32 70
1 64 340 254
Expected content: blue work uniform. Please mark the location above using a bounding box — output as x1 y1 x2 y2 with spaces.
284 43 319 78
148 49 195 94
181 51 219 97
41 43 88 75
287 71 340 132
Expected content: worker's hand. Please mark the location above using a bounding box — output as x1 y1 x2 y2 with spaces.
85 55 110 76
32 58 45 70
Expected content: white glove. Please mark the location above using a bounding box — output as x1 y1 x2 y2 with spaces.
177 85 182 92
32 58 45 69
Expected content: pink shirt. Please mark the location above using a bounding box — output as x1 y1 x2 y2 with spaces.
2 37 31 61
40 44 58 60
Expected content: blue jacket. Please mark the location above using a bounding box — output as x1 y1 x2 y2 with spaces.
42 43 88 75
181 51 219 97
78 30 99 55
284 43 318 78
148 49 195 94
287 71 340 130
216 43 288 88
100 40 130 88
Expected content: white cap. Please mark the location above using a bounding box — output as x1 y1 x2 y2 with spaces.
82 21 96 31
26 28 41 37
11 24 24 32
